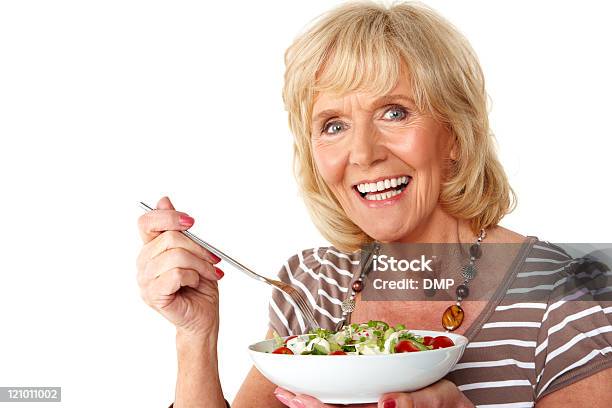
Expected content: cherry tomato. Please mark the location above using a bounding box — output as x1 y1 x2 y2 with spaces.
272 346 294 355
423 336 434 346
284 335 298 344
330 350 347 355
395 340 419 353
431 336 454 349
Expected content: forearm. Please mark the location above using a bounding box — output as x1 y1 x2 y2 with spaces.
174 331 227 408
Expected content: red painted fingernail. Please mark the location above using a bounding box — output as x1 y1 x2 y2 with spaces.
214 267 224 279
383 400 396 408
179 214 194 226
274 392 289 405
210 253 221 263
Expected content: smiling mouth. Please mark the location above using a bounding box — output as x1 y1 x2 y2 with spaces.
353 175 412 201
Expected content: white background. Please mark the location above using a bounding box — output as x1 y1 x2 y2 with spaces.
0 1 610 406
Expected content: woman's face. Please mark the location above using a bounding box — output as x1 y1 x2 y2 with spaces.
310 75 455 242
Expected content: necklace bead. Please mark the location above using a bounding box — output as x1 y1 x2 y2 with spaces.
442 304 464 331
338 230 484 332
461 264 478 280
352 280 364 292
456 284 469 299
341 297 356 313
469 243 482 259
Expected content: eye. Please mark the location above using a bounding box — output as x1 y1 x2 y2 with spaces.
382 105 409 121
321 120 347 135
319 105 409 135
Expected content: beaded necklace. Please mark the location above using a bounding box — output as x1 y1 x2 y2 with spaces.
338 229 487 332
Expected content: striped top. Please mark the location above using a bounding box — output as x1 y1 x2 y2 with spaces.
268 237 612 407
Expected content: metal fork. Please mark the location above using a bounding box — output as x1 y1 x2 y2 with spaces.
138 201 319 332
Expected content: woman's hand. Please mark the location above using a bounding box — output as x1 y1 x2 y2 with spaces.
136 196 224 339
273 380 473 408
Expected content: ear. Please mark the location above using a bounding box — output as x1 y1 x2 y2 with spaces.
449 140 458 161
445 126 459 161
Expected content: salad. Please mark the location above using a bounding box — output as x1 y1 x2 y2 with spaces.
269 320 455 355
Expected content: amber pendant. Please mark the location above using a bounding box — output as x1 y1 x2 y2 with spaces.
442 304 464 331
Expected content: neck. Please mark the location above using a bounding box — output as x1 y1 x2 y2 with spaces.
395 204 475 243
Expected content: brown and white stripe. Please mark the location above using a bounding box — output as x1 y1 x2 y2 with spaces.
268 238 612 407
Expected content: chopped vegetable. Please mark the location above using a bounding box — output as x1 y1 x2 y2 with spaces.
395 340 420 353
272 346 294 354
431 336 454 349
266 321 455 355
284 335 298 344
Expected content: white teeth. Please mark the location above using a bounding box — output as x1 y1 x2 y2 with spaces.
357 176 411 198
364 190 402 201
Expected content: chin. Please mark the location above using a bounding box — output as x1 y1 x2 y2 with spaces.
359 221 413 243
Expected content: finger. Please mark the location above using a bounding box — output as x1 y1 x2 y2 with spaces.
273 387 294 407
378 392 414 408
407 379 467 408
289 393 349 408
274 387 374 408
137 197 195 243
156 196 175 211
147 267 200 298
138 230 221 272
287 393 325 408
142 247 222 284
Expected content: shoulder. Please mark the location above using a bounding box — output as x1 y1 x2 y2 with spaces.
486 236 612 400
519 238 604 286
484 225 526 244
526 239 612 400
522 238 575 275
509 237 594 308
526 239 573 261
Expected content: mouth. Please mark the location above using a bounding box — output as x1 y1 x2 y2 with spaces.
353 175 412 201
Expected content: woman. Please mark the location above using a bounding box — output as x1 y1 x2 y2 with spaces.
136 1 612 407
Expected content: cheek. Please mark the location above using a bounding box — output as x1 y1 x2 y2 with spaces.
311 142 348 185
387 129 444 170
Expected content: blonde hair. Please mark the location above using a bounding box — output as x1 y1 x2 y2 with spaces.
282 0 516 252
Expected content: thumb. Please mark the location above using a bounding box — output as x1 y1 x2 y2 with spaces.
379 393 414 408
287 393 328 407
156 195 176 210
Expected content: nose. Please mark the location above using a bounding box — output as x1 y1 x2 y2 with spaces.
348 123 386 168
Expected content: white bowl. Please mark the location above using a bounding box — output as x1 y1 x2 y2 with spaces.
248 330 468 404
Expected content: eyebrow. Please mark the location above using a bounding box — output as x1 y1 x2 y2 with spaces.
311 94 415 124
